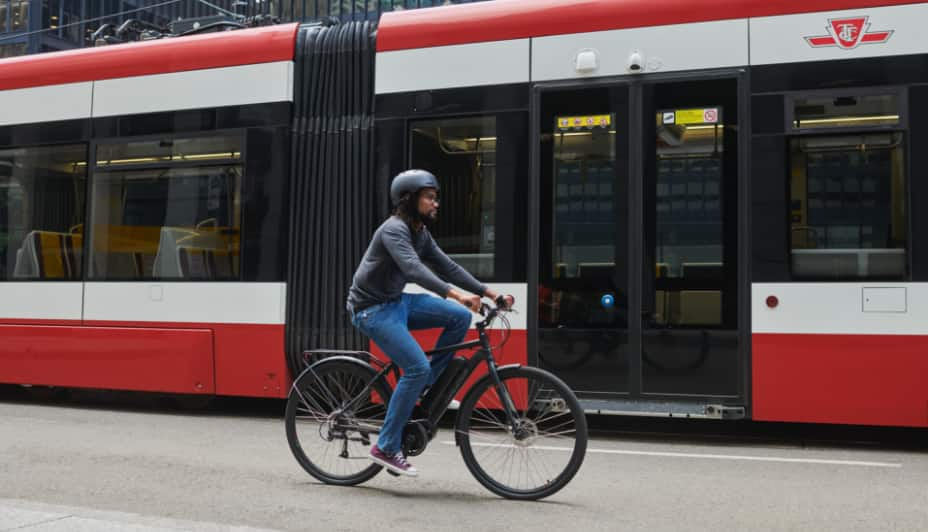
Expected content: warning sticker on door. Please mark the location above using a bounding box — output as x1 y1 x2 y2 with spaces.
556 114 613 130
661 107 722 126
668 108 721 125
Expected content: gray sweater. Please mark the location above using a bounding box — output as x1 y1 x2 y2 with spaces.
347 216 487 312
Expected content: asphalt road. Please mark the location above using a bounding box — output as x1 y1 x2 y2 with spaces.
0 390 925 532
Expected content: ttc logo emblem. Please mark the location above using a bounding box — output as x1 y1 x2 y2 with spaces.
804 16 893 49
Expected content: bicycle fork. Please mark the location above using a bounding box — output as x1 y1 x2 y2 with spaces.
484 353 523 434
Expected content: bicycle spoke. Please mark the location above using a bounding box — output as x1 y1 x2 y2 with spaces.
462 428 511 443
306 368 343 409
467 415 510 431
293 384 330 417
532 410 574 426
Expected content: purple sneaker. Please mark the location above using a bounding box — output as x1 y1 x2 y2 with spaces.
369 445 418 477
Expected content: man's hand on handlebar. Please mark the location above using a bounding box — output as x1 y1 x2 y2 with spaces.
494 294 515 310
449 289 515 313
484 288 515 311
478 295 516 319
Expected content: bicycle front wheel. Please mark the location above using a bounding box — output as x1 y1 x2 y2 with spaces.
285 359 391 486
456 366 587 500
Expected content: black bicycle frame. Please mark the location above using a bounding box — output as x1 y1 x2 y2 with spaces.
338 321 521 431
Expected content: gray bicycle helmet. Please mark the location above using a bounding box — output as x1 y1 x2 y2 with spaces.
390 169 440 206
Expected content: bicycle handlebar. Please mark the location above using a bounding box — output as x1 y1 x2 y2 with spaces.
475 295 516 329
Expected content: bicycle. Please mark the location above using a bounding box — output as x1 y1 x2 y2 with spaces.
284 301 588 500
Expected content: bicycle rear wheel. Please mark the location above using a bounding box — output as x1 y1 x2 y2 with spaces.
456 366 587 500
285 358 391 485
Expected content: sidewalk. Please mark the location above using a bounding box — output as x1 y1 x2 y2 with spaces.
0 498 280 532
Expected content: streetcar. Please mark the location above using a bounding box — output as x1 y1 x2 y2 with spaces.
1 0 926 428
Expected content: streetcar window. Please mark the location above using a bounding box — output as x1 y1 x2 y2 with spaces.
789 132 907 280
550 114 618 282
792 93 899 130
10 0 27 32
0 144 87 280
654 111 724 282
0 43 27 59
88 135 243 280
410 116 496 278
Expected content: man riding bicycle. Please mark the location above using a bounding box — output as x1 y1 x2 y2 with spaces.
346 169 513 477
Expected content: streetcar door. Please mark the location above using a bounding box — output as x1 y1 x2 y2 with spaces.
535 76 745 408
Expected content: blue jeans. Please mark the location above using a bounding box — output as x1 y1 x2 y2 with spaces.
351 293 472 455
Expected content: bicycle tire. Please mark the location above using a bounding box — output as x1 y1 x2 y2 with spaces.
456 366 587 500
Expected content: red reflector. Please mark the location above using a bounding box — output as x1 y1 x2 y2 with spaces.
766 296 779 308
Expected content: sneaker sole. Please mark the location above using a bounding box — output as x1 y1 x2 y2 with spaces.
369 454 419 477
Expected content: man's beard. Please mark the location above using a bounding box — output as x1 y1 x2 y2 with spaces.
419 210 438 228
